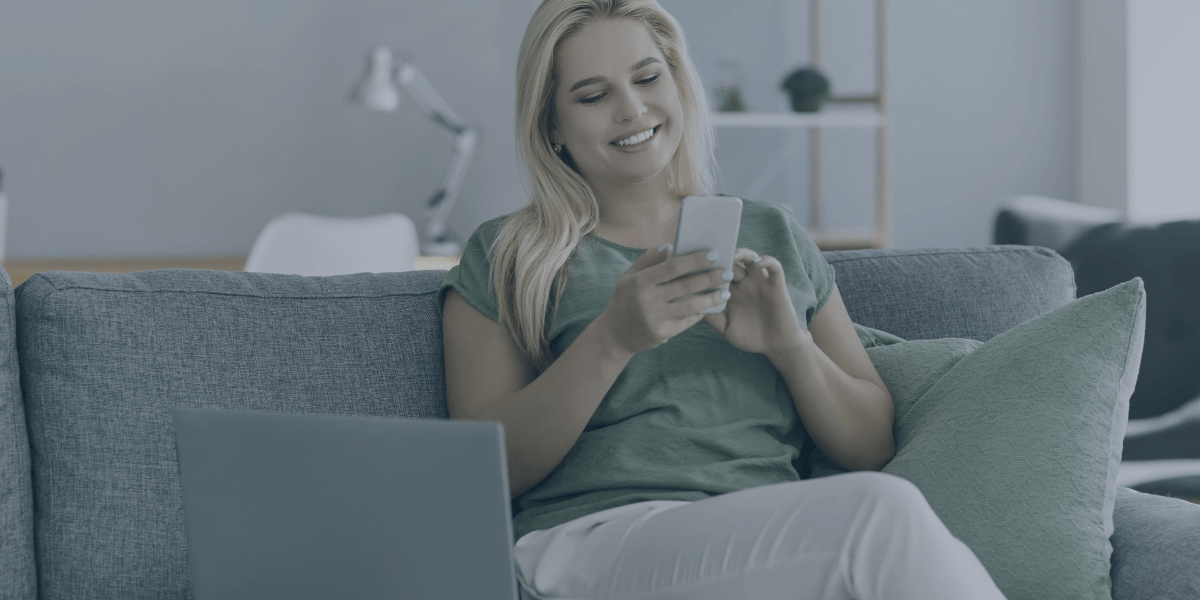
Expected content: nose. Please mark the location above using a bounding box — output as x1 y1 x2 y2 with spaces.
612 85 648 123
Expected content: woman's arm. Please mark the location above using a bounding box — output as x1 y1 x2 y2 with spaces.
444 288 636 499
765 284 896 472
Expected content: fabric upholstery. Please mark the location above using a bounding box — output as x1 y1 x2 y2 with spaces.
15 269 447 599
1111 487 1200 598
825 246 1076 342
0 266 35 600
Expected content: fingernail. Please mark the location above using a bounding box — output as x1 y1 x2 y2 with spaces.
720 290 731 300
721 270 733 281
751 256 762 263
706 251 719 262
657 243 668 253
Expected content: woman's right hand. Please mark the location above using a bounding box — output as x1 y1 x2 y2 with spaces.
596 243 732 355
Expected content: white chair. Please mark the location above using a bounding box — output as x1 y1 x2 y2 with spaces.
245 212 420 276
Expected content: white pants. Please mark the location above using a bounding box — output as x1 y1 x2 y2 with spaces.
513 471 1006 600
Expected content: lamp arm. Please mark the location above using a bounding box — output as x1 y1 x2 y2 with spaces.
394 62 468 136
425 128 477 242
392 61 476 255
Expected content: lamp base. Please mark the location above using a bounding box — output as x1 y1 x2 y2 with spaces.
421 240 462 257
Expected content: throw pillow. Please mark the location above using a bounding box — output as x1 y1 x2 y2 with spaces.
873 278 1145 600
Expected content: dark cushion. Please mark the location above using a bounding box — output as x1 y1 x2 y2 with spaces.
1062 220 1200 418
0 266 35 600
15 269 448 599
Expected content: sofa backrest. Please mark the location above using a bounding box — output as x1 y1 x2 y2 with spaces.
7 245 1076 599
0 267 35 600
826 245 1076 341
14 268 448 599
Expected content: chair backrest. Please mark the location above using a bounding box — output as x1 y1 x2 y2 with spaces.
244 212 420 276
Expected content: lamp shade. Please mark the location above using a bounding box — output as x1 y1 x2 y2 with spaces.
349 47 400 112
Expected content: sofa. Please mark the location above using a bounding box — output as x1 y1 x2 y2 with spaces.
995 195 1200 498
2 245 1199 599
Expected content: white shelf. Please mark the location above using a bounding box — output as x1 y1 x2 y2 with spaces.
711 108 885 129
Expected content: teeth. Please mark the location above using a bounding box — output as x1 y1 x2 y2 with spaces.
614 127 656 146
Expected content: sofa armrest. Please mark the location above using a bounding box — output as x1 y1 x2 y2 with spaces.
1112 486 1200 599
993 195 1121 251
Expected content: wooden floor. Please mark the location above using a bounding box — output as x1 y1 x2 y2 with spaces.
2 255 462 288
3 257 247 287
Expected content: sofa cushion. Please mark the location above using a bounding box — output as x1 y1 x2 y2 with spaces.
15 268 447 599
866 279 1144 599
826 245 1076 342
1111 487 1200 598
1 266 35 600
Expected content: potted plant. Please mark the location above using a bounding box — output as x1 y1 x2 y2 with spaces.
780 67 830 113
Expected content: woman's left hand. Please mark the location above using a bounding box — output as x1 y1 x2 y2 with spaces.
702 248 806 358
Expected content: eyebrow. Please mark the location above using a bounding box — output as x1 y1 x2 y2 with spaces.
568 57 661 93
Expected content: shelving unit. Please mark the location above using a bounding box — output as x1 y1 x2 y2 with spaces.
710 0 888 251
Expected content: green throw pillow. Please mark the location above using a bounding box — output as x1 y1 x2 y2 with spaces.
847 279 1144 600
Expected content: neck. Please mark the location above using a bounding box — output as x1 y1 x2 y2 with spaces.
590 170 683 235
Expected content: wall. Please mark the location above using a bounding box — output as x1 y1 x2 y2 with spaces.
0 0 531 258
663 0 1078 249
1079 0 1200 222
0 0 1077 258
1128 0 1200 222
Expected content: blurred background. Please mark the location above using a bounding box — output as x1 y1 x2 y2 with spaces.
0 0 1195 262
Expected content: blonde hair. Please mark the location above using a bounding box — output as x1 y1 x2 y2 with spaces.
489 0 716 374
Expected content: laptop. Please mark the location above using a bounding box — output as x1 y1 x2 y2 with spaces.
173 408 521 600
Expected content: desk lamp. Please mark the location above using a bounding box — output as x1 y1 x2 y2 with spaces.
349 47 477 257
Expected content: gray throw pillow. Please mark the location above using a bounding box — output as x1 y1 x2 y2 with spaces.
864 279 1145 600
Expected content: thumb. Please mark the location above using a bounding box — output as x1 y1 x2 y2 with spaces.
702 310 726 335
627 242 672 274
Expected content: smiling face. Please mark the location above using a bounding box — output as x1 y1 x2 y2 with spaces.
552 17 684 192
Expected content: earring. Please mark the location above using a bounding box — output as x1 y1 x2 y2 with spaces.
552 143 563 154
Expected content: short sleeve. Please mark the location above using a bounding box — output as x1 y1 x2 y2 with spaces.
437 218 504 324
782 208 837 322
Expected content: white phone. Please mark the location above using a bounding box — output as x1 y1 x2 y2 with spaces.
672 195 744 313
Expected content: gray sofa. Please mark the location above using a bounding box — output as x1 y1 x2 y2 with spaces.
2 245 1199 599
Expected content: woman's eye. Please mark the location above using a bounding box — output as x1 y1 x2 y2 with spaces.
637 74 661 85
580 93 604 105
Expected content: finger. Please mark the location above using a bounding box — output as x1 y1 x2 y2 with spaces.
664 264 732 302
751 255 784 281
627 242 673 274
648 247 718 285
666 288 727 319
731 262 748 282
702 310 727 335
732 247 759 282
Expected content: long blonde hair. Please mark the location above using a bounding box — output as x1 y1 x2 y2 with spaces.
490 0 716 374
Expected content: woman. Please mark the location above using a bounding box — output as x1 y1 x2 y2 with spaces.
439 1 1007 598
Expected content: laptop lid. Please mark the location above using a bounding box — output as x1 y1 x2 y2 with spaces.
173 408 519 600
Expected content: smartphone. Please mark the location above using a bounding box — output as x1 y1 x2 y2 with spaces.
672 195 744 313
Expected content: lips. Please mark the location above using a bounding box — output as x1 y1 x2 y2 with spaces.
610 124 661 147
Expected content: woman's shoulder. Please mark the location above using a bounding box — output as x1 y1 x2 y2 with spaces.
732 196 793 219
472 213 513 241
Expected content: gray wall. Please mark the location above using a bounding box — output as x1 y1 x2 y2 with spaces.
0 0 530 258
0 0 1076 258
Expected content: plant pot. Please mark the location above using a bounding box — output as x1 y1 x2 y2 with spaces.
789 96 824 113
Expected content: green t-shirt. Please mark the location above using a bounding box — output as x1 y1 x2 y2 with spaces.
437 197 837 542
